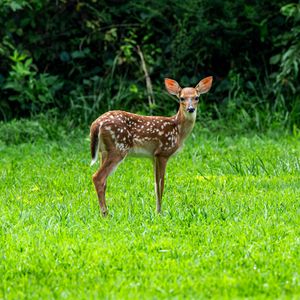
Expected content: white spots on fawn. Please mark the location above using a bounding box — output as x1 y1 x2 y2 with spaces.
125 129 132 138
116 142 128 152
96 110 186 156
108 129 116 140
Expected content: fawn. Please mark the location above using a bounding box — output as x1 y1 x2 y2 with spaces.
90 76 213 216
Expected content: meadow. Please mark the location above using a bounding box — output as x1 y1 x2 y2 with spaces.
1 126 300 299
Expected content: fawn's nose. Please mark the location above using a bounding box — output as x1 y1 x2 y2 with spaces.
187 107 195 113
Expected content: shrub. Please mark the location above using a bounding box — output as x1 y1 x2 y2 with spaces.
0 0 298 131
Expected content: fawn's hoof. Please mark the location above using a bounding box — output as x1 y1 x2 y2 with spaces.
101 209 108 217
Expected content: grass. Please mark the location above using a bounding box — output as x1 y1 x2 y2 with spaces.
1 126 300 299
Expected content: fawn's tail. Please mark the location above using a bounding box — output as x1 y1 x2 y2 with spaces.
90 122 100 166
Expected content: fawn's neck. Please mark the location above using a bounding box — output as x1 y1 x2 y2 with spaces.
175 107 197 143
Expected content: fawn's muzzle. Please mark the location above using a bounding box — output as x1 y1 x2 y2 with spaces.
187 107 195 113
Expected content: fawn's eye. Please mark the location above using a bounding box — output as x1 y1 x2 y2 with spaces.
195 96 199 101
180 97 185 102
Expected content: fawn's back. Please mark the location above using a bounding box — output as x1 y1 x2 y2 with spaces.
91 110 181 159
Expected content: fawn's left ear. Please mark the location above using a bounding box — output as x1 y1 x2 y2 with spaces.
195 76 213 95
165 78 182 96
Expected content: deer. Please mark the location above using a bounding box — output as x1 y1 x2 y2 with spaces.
90 76 213 216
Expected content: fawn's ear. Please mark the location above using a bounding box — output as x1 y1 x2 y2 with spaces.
165 78 182 96
195 76 213 95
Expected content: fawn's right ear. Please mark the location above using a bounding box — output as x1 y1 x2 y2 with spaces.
165 78 182 96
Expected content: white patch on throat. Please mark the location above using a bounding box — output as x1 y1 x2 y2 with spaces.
184 108 197 121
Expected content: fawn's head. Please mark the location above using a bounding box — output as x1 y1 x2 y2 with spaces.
165 76 213 116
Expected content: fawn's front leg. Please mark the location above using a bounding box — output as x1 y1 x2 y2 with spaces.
92 152 124 216
154 156 168 213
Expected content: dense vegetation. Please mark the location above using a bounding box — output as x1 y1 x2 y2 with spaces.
0 0 299 131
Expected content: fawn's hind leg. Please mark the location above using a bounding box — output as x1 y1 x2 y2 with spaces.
154 156 168 214
92 151 124 216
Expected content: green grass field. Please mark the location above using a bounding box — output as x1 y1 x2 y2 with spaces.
1 127 300 299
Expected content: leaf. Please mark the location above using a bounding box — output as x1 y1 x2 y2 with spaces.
280 4 299 18
270 54 281 65
9 1 23 11
3 82 19 90
24 58 33 68
70 48 91 59
38 94 47 103
59 51 70 62
129 84 138 93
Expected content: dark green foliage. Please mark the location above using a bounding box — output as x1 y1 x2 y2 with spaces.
0 0 299 129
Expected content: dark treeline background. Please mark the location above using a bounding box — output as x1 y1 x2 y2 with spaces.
0 0 299 132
